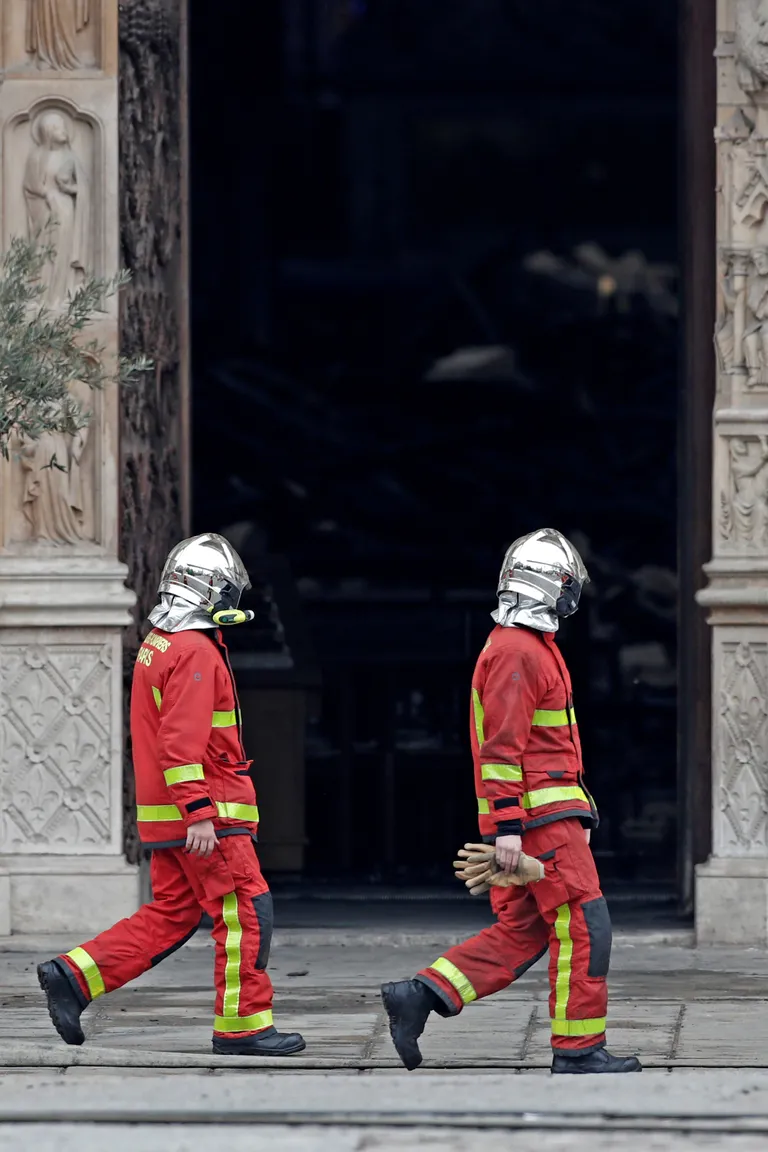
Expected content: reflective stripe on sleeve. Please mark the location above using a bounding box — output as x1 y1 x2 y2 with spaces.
163 763 205 786
429 957 477 1005
522 786 588 810
532 707 576 727
152 686 162 711
65 947 106 999
477 796 490 815
213 1009 274 1034
212 709 239 728
481 763 523 783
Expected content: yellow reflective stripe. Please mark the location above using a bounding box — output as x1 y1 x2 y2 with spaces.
553 903 572 1022
65 947 105 1000
215 802 259 822
477 796 490 815
522 787 588 810
532 707 576 727
430 957 477 1005
481 763 523 783
213 1009 274 1034
152 686 162 711
163 763 205 786
212 709 238 728
136 801 259 823
137 803 182 822
222 892 242 1019
551 1016 607 1037
472 688 485 745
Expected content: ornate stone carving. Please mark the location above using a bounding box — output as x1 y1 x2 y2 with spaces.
23 107 93 307
719 434 768 547
717 639 768 854
26 0 90 71
736 0 768 92
0 640 113 851
12 378 95 545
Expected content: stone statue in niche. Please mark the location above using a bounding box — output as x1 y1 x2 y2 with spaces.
23 110 92 308
720 434 768 546
745 247 768 384
26 0 90 71
17 378 93 545
736 0 768 92
716 253 737 372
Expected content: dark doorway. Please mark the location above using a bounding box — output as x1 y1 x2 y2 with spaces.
189 1 680 893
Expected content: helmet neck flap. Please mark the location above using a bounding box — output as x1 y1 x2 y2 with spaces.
491 592 560 633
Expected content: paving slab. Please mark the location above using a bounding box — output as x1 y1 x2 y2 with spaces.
0 1126 765 1152
1 940 767 1073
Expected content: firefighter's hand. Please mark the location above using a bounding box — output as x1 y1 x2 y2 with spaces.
185 819 216 857
495 834 522 874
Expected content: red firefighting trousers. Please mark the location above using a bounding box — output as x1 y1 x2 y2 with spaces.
417 818 611 1056
58 835 275 1038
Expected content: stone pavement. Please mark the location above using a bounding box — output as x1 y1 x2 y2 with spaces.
2 934 768 1149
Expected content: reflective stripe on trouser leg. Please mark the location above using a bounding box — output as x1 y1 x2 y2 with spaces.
549 902 607 1051
418 885 550 1014
208 852 277 1032
63 947 106 1000
214 891 274 1032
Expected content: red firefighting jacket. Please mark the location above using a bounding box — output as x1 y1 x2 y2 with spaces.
130 627 259 847
471 624 598 841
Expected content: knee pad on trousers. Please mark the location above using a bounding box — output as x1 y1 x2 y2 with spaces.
251 892 274 970
581 896 612 978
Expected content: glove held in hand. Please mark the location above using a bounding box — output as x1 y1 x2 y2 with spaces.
453 843 544 896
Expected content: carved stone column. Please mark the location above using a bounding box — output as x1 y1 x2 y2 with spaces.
696 0 768 943
0 0 139 935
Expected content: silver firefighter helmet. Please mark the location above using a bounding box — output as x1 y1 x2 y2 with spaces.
158 533 251 614
498 528 589 618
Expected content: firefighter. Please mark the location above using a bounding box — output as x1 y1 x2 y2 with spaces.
37 533 305 1057
381 529 641 1075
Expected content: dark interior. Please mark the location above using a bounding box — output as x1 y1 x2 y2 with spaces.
189 0 679 891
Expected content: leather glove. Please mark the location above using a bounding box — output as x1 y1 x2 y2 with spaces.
453 843 544 896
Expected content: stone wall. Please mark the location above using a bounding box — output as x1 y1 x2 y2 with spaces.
0 0 139 934
697 0 768 943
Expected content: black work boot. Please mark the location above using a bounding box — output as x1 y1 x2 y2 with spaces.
381 979 441 1071
37 960 88 1046
212 1027 306 1056
552 1046 642 1074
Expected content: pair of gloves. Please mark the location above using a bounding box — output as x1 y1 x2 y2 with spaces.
453 843 544 896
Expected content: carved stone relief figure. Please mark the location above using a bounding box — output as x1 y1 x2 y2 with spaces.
23 110 92 308
745 247 768 384
720 434 768 546
26 0 90 71
716 252 737 372
16 378 94 545
736 0 768 93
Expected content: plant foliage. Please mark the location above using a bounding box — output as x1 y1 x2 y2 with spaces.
0 234 151 460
